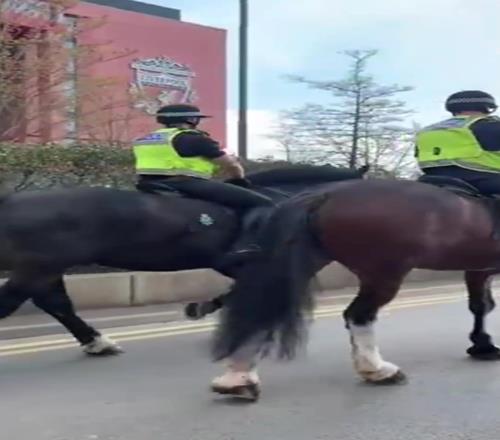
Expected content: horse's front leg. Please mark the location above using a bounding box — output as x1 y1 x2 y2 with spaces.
29 276 123 356
343 274 408 384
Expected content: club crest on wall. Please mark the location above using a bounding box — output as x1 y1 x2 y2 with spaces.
128 56 198 115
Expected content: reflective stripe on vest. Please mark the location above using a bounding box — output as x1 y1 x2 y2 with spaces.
415 116 500 172
133 128 219 179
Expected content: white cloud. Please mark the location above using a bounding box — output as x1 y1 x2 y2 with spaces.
225 109 282 159
159 0 500 136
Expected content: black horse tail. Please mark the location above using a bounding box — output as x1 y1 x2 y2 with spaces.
358 164 370 176
212 202 325 361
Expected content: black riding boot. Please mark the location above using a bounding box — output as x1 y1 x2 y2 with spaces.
216 207 272 270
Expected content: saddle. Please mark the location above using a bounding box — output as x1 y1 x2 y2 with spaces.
418 175 500 238
135 180 183 197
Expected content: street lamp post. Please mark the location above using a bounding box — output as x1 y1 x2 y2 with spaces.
238 0 248 159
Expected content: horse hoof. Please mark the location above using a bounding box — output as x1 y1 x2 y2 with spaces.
84 336 124 356
185 301 220 320
467 345 500 361
365 370 407 386
372 370 407 385
184 303 204 320
211 383 260 402
85 346 124 356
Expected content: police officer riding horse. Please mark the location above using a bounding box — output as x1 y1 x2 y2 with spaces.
416 90 500 196
133 103 275 267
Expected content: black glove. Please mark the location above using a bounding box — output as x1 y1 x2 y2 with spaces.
226 177 252 188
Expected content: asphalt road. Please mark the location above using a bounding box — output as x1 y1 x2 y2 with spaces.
2 284 500 440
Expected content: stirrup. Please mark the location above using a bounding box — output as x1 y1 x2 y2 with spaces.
216 245 263 270
232 244 262 255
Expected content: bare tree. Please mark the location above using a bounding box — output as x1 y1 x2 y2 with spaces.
0 0 134 143
275 50 417 176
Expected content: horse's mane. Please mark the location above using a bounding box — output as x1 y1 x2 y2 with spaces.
246 163 367 187
244 163 367 204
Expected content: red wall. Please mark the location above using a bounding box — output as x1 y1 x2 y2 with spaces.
70 1 227 145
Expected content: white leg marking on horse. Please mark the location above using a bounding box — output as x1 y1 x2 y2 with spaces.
211 363 260 389
211 333 266 398
83 335 123 355
348 321 400 382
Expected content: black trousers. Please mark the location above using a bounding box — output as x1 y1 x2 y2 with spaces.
423 166 500 195
137 175 274 210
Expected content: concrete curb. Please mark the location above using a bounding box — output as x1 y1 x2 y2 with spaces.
5 263 463 314
131 270 233 306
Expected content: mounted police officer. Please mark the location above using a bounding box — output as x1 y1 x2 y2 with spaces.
416 90 500 195
133 103 274 262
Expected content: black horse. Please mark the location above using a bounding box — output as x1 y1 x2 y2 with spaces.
0 164 366 355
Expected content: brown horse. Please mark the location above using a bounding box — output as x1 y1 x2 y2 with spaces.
209 176 500 400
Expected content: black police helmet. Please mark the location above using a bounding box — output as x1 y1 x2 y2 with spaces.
445 90 497 115
156 104 211 126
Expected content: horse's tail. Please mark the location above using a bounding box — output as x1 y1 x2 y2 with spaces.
358 164 370 176
212 201 325 361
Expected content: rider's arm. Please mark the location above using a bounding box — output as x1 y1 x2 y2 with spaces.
173 132 245 179
471 118 500 151
212 154 245 179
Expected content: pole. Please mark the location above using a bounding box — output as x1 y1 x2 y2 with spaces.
238 0 248 159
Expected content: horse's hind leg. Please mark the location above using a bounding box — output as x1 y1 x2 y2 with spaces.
343 271 408 385
185 297 223 320
185 293 230 320
0 280 31 318
465 270 500 360
30 276 123 356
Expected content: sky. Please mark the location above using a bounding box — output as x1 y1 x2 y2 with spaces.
151 0 500 158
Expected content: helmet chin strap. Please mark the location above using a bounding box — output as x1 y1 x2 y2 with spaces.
186 117 201 128
165 119 198 128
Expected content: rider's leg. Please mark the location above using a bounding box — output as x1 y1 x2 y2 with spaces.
163 177 274 208
135 176 182 194
466 173 500 195
165 177 275 265
423 166 500 195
